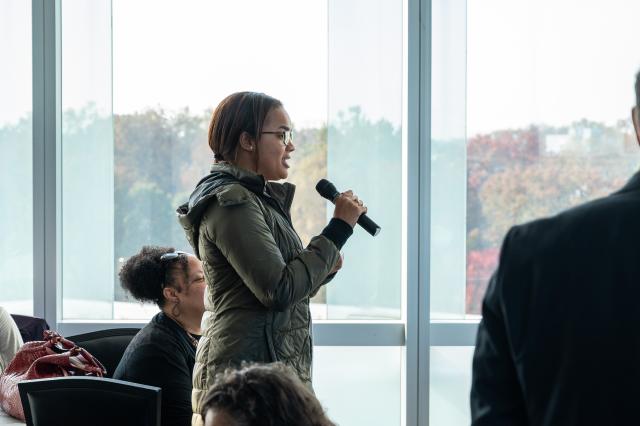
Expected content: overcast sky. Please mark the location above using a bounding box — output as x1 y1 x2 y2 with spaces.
2 0 639 136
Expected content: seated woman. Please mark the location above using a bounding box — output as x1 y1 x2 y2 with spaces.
0 306 23 374
113 246 205 426
201 363 335 426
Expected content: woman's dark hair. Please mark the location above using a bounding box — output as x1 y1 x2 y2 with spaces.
200 363 335 426
208 92 283 162
118 246 189 308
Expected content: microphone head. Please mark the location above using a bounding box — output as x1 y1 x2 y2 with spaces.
316 179 340 201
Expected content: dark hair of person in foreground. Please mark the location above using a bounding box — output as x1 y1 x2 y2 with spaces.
201 363 335 426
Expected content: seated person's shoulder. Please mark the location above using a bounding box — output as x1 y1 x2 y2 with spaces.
0 307 19 335
128 320 183 352
114 322 181 378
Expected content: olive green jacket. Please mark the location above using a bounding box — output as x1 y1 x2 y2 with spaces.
177 163 340 423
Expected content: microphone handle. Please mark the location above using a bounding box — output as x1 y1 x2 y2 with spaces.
357 213 381 237
327 190 381 237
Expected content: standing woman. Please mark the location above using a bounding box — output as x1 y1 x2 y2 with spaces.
177 92 366 425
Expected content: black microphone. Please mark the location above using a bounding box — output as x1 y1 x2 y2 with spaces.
315 179 381 237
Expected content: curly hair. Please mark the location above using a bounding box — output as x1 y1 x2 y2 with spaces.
200 363 335 426
118 246 189 307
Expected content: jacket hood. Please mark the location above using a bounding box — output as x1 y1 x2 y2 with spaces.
176 162 295 258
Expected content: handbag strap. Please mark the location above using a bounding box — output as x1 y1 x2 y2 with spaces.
72 347 106 375
41 331 107 376
43 330 76 352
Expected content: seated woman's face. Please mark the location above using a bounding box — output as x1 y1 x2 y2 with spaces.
179 255 206 317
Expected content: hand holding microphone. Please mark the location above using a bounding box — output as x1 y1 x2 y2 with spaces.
316 179 381 237
334 190 367 227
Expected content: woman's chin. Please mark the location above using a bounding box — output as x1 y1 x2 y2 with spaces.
263 168 289 181
276 169 289 180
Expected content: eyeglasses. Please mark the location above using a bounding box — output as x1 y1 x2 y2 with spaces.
160 250 189 262
159 251 189 289
262 129 293 147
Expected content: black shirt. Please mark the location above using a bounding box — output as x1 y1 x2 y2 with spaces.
113 312 199 426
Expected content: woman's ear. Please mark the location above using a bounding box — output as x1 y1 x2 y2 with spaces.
239 131 256 152
162 286 180 304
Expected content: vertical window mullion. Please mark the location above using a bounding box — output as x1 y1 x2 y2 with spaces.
406 0 432 424
31 0 60 328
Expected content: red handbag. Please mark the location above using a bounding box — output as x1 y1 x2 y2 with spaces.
0 330 106 420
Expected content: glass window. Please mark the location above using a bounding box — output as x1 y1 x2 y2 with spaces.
313 346 402 426
429 346 474 426
0 0 33 315
112 0 328 320
430 1 640 423
430 0 467 319
61 0 114 320
431 0 640 318
325 0 404 320
60 0 404 321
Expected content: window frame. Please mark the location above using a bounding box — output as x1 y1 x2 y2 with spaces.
30 1 477 425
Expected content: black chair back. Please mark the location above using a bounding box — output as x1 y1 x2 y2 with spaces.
67 328 140 378
18 376 161 426
9 314 50 343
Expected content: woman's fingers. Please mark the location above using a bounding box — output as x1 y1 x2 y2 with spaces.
333 190 368 226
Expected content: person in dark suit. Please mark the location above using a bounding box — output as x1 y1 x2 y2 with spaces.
470 70 640 426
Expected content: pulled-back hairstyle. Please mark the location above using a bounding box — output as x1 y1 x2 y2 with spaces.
200 363 335 426
118 246 189 308
208 92 282 162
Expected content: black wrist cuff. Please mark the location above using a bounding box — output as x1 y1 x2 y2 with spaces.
321 218 353 250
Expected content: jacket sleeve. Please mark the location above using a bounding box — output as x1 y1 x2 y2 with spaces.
204 194 340 311
470 228 527 426
309 271 338 298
